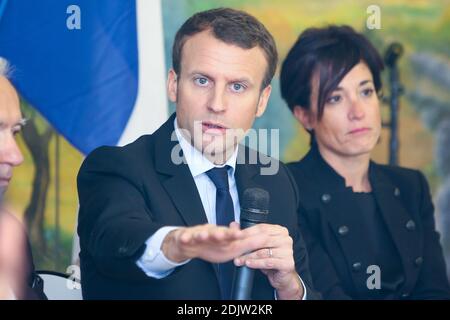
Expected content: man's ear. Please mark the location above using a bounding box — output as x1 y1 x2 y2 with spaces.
293 105 314 131
255 85 272 117
167 69 178 103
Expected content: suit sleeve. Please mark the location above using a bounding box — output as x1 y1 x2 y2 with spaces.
283 164 322 300
77 147 163 281
411 171 450 299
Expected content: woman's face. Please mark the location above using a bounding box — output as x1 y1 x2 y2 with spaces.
297 62 381 159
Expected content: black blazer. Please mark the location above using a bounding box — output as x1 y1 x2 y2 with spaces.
287 144 450 300
77 113 318 300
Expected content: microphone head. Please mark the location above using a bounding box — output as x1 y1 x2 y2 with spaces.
241 188 269 224
384 42 404 67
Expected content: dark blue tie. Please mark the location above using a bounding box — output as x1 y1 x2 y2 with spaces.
206 166 235 300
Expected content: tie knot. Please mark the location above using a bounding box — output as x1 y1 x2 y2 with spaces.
206 166 230 190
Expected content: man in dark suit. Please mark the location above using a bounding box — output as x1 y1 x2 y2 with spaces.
77 8 317 300
0 59 45 300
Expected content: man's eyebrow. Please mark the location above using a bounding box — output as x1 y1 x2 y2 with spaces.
0 118 27 128
188 71 213 79
7 118 28 130
188 71 253 85
230 77 252 84
17 118 27 127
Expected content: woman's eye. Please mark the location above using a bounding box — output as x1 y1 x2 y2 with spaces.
361 88 374 97
326 95 342 104
194 77 209 87
230 83 245 93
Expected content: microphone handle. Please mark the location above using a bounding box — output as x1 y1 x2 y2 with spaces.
231 218 260 300
232 264 255 300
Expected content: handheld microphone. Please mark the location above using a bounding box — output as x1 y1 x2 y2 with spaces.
231 188 269 300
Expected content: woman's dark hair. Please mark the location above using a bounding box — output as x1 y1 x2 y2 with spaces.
172 7 278 90
280 25 384 121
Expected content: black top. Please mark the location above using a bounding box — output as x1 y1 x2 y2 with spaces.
287 143 450 299
350 191 404 299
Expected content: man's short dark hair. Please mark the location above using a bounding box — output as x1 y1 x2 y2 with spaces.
172 7 278 89
280 25 384 120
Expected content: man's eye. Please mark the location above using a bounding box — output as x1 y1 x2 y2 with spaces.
326 95 342 104
12 127 22 136
230 83 245 93
194 77 209 87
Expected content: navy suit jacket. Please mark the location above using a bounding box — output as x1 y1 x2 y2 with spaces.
77 113 319 299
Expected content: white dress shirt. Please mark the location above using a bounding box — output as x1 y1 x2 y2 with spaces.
136 117 240 278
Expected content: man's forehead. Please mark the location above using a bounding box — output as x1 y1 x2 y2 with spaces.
181 31 267 70
0 77 22 124
0 77 19 100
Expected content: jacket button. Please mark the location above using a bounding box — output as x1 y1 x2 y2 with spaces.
394 187 400 197
321 193 331 203
401 292 410 298
352 262 362 272
415 256 423 266
338 225 349 236
406 220 416 231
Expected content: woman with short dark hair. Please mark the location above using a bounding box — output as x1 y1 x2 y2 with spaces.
280 25 450 299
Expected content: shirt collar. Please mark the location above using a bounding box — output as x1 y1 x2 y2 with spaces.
174 117 238 178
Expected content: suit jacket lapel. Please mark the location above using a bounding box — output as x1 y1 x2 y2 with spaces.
154 113 208 227
235 146 259 200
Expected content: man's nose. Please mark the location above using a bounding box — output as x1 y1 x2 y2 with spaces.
207 87 227 113
0 135 24 167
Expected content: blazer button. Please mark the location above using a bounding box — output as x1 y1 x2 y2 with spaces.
321 193 331 203
394 187 400 197
338 225 349 236
406 220 416 231
415 256 423 267
352 262 362 272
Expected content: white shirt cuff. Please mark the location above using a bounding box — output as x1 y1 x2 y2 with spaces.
274 274 307 300
136 226 191 279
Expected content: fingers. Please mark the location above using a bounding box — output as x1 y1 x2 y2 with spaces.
237 235 293 260
175 222 295 270
178 224 243 246
237 255 295 272
229 221 240 230
234 246 293 269
233 224 295 273
241 223 289 238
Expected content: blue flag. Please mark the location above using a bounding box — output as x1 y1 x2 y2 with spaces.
0 0 141 155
